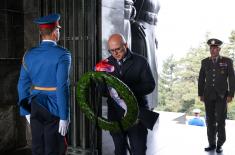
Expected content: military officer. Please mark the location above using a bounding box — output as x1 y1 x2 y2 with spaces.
17 13 71 155
198 38 235 153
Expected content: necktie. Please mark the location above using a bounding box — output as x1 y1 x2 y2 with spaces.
212 58 216 64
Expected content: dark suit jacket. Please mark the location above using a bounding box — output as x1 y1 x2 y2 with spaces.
107 49 155 121
198 56 235 99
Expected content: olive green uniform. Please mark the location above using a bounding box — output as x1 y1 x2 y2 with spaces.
198 56 235 147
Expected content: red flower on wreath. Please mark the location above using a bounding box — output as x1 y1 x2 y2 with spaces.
95 59 114 72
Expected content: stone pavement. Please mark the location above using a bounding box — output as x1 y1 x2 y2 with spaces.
4 111 235 155
103 111 235 155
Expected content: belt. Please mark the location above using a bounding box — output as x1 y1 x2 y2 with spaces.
33 86 57 91
138 10 158 25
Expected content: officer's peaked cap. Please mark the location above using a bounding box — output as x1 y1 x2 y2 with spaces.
34 13 61 29
207 38 223 47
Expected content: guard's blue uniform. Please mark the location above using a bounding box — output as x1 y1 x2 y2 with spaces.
17 40 71 120
17 13 71 155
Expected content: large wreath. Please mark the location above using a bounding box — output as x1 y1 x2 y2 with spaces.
76 71 139 132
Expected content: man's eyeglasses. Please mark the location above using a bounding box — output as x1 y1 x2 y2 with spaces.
108 46 123 53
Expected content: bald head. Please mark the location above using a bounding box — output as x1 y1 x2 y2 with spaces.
108 34 128 60
108 33 127 46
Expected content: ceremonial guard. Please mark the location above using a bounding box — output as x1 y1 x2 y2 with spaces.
17 13 71 155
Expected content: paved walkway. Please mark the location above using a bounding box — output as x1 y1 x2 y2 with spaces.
4 111 235 155
149 112 235 155
103 111 235 155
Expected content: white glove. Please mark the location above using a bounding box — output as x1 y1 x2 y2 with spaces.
58 120 69 136
25 114 30 124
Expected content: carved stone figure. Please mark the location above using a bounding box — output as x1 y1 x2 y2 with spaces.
124 0 160 109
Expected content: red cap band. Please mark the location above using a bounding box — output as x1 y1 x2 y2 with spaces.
39 21 60 29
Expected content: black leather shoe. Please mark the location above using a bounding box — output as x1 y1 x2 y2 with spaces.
204 145 216 151
216 146 223 153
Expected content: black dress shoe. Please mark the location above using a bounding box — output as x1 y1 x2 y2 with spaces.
204 145 216 151
216 146 223 153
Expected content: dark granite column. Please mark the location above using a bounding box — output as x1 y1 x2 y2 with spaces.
0 0 26 152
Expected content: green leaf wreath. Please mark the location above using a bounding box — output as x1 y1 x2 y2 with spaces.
76 71 139 132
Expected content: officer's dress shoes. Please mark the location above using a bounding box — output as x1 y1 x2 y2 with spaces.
204 145 216 151
216 146 223 153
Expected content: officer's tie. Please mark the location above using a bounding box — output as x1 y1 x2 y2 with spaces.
212 58 217 64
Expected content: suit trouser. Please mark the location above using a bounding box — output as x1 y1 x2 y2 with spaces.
204 95 227 147
110 122 148 155
30 100 67 155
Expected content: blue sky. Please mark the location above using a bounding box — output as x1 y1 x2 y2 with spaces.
156 0 235 72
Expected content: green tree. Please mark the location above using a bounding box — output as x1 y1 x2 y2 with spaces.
157 30 235 119
176 44 208 113
222 31 235 60
158 55 178 111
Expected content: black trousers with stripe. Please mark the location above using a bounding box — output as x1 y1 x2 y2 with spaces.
30 99 67 155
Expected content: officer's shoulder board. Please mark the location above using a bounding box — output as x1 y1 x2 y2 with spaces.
202 57 210 63
220 56 232 61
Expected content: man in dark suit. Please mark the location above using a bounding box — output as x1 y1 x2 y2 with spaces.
104 33 155 155
198 38 235 153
